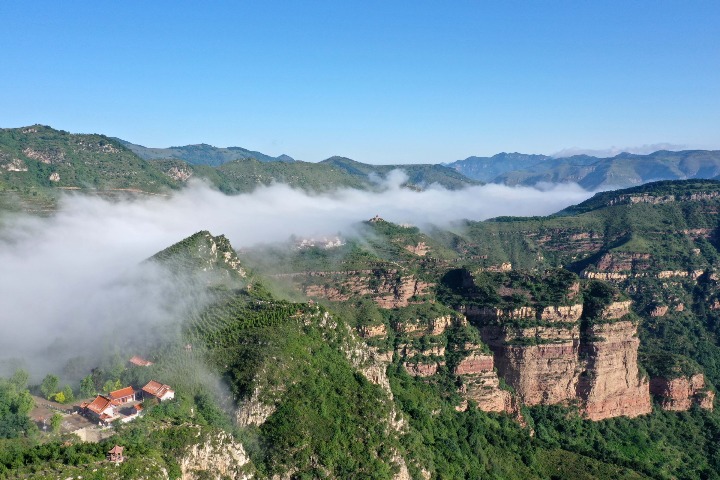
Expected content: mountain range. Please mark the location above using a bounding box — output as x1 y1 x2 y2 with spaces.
4 179 720 478
447 150 720 189
3 124 720 216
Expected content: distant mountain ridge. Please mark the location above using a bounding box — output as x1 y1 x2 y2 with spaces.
0 125 478 213
448 150 720 189
114 138 295 166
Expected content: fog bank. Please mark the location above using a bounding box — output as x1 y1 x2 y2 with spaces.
0 175 594 378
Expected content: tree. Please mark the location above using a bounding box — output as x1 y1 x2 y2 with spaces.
10 370 29 390
50 413 62 434
53 391 66 404
102 379 121 394
40 374 59 400
80 375 96 398
61 385 74 403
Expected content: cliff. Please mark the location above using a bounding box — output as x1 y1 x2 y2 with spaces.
480 323 580 406
180 430 254 480
468 293 652 420
577 319 652 420
650 374 715 411
455 348 513 413
303 269 432 308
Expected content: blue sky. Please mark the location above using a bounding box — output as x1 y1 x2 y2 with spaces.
1 1 718 163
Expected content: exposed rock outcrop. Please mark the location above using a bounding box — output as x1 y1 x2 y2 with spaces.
403 361 440 377
0 156 27 171
471 296 651 420
455 349 513 413
359 323 388 338
180 430 253 480
650 374 715 411
581 271 629 281
540 304 584 322
600 300 632 319
404 242 429 256
396 315 453 336
577 320 651 420
304 270 432 308
480 324 580 406
236 387 276 427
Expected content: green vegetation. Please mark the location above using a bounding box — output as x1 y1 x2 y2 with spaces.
0 372 35 440
527 405 720 480
437 268 579 312
0 125 178 210
6 180 720 477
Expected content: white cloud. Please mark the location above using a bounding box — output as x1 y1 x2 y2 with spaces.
0 176 594 378
552 143 686 158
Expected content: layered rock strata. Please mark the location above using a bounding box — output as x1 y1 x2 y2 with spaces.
304 270 432 308
454 348 512 413
650 374 715 411
472 300 652 420
576 319 651 420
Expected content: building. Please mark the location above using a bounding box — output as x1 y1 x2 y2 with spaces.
128 355 154 367
107 445 124 463
108 386 136 404
81 395 117 423
141 380 175 401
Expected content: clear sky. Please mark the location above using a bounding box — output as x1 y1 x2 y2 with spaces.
1 1 718 163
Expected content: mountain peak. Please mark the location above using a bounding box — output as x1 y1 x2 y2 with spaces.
150 230 246 281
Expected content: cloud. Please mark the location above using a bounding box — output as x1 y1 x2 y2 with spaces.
551 143 687 158
0 175 595 378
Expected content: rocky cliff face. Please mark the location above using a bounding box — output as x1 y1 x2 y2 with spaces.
303 269 432 308
650 374 715 411
236 386 276 427
469 298 652 420
480 323 580 406
577 319 652 420
455 348 513 413
180 429 254 480
384 313 515 414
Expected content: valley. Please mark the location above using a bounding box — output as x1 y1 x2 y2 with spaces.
2 131 720 478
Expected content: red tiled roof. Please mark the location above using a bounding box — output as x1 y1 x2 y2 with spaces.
129 356 153 367
142 380 173 398
109 445 124 454
109 386 135 400
86 395 113 415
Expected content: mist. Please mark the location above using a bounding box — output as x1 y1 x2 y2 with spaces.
551 143 686 158
0 173 594 379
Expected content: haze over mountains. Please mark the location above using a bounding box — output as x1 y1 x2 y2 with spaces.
2 125 720 218
447 150 720 190
5 125 720 478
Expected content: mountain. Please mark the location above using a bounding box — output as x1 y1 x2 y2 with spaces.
321 156 480 190
450 150 720 190
5 181 720 478
115 138 296 166
0 126 480 214
445 152 555 182
0 125 180 212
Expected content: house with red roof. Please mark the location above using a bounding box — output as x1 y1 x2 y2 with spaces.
80 395 118 423
141 380 175 401
109 386 136 404
128 356 153 367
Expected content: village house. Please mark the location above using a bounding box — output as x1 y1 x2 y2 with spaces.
109 386 137 404
128 355 154 367
80 395 117 423
141 380 175 401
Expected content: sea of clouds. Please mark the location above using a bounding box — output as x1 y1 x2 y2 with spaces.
0 173 594 378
